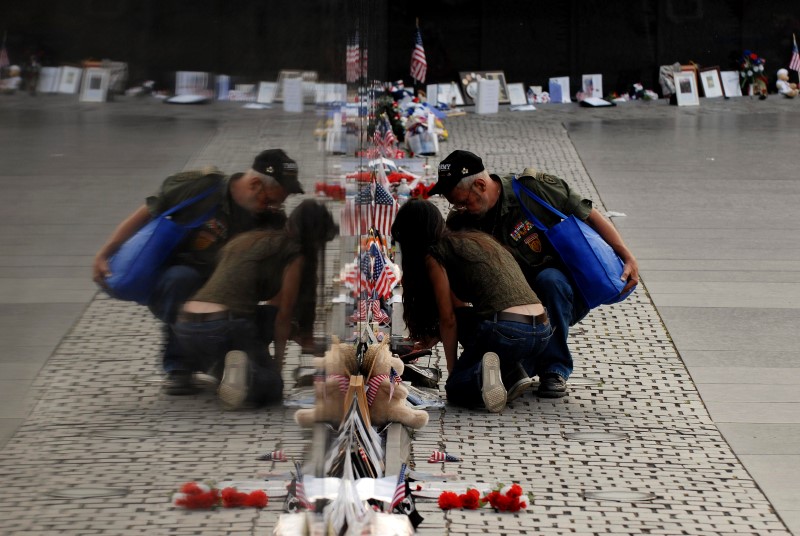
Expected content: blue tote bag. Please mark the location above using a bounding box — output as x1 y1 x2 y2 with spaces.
105 187 219 304
512 178 635 309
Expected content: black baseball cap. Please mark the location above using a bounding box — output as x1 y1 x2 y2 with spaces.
428 150 485 196
251 149 304 194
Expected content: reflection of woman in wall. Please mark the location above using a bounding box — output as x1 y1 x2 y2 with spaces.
172 200 338 409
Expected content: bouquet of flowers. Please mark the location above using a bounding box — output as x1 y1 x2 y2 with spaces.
739 50 768 97
437 483 533 512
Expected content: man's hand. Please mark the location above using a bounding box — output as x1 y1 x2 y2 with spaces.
620 256 640 295
92 255 111 288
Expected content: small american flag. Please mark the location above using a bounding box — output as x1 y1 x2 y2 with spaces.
373 182 398 238
390 463 408 511
346 31 360 83
294 461 311 509
257 450 287 462
388 366 400 401
428 450 462 463
410 26 427 84
791 34 800 73
373 115 397 158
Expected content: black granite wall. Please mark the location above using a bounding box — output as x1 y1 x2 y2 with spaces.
3 0 798 94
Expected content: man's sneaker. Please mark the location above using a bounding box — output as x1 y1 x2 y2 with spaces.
505 363 534 402
218 351 249 410
537 373 568 398
481 352 507 413
162 370 199 395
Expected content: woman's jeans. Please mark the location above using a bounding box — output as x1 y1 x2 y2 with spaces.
445 315 553 408
171 311 283 406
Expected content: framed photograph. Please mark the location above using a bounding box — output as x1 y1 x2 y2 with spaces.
459 71 509 104
581 74 603 98
79 67 110 102
674 71 699 106
57 66 82 94
699 67 723 98
548 76 572 103
720 70 743 97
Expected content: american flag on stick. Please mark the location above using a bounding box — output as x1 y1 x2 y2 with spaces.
373 114 397 158
390 463 408 511
410 24 427 84
790 33 800 73
428 450 462 463
372 182 398 239
294 461 311 509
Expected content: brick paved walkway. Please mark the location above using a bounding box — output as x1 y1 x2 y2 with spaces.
0 99 791 535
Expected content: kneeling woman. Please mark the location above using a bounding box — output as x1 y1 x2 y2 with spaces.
391 199 552 413
173 200 337 409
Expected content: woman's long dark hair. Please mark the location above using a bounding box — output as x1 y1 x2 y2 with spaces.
390 199 445 341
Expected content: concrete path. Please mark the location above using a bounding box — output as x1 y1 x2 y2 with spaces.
0 93 796 535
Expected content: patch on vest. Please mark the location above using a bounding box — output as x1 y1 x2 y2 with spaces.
191 218 227 250
523 232 542 253
535 174 558 184
510 220 534 242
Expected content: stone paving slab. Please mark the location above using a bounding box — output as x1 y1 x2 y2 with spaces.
0 98 792 534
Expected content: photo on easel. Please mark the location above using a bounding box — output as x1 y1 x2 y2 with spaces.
459 71 509 105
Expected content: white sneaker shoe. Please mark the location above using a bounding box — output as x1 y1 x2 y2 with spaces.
218 351 249 410
481 352 507 413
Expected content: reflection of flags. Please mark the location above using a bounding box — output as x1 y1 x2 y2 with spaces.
791 34 800 73
352 296 389 325
0 47 9 70
340 185 372 236
390 463 408 511
346 32 360 83
410 26 427 83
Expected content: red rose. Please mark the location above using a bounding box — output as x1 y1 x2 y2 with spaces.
437 491 461 510
459 488 482 510
750 53 758 60
180 482 204 495
244 490 268 508
507 484 523 498
176 489 219 509
221 487 248 508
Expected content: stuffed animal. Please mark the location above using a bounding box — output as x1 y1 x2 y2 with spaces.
294 339 429 430
776 68 798 98
362 340 429 430
294 340 357 427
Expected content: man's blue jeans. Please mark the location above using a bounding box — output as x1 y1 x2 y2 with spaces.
172 315 283 406
147 265 206 373
530 268 589 380
445 317 553 408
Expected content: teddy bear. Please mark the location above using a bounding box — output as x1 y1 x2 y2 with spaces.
294 339 357 427
294 339 429 430
776 68 798 98
361 340 429 430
